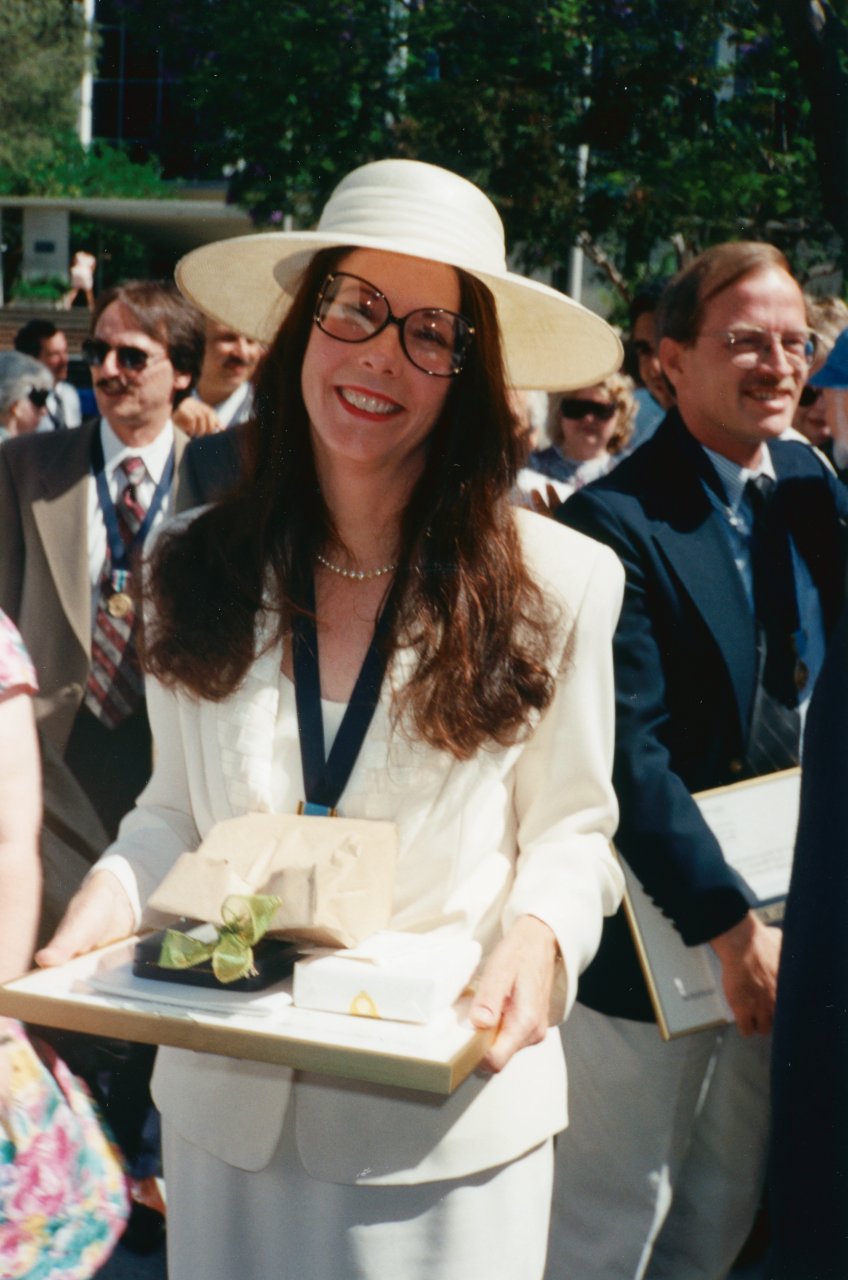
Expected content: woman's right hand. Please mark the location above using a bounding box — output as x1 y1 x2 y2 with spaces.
35 871 136 967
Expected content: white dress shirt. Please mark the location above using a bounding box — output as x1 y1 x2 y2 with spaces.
86 418 177 623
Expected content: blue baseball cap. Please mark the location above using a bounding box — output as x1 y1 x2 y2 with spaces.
809 327 848 388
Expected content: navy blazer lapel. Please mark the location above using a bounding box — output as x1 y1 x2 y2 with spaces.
771 444 846 633
647 415 757 732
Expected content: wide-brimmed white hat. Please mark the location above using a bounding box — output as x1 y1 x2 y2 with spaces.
176 158 621 391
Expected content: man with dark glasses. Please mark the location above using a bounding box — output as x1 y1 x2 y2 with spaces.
14 318 83 431
550 243 848 1280
1 280 203 833
0 281 204 1251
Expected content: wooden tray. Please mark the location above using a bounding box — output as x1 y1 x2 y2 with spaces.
0 937 492 1095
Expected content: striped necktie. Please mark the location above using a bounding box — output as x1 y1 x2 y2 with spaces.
83 456 148 728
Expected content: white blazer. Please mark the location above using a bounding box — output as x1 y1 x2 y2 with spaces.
99 510 624 1185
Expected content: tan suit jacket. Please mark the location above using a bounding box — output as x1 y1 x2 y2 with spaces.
98 511 625 1185
0 419 188 751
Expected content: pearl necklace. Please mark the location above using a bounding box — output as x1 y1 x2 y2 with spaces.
316 552 398 582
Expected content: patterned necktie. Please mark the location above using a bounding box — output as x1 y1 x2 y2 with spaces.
49 391 67 431
744 474 802 772
84 456 148 728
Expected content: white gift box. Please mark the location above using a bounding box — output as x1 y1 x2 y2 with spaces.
293 931 482 1024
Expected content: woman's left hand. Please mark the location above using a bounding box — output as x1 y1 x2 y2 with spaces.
470 915 560 1073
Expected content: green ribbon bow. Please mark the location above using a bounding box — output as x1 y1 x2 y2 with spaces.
158 894 283 985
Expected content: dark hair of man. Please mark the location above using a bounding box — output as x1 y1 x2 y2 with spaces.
143 247 558 759
92 280 205 383
656 242 792 347
628 281 668 330
14 318 59 358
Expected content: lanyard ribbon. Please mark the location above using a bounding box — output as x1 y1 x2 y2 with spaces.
91 430 175 571
292 573 398 815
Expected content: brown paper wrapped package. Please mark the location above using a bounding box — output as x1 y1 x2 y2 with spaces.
146 813 398 948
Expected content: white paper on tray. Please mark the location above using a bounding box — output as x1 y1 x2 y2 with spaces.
293 930 482 1023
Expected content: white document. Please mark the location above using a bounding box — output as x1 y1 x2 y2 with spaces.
622 768 800 1039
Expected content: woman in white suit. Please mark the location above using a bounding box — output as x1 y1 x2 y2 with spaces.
40 159 625 1280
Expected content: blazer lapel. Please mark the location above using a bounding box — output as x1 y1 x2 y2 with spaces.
647 416 757 733
31 424 95 657
772 449 845 633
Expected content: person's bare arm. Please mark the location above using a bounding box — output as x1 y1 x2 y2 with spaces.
0 690 41 985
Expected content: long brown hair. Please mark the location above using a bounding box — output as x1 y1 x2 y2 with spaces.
144 248 558 758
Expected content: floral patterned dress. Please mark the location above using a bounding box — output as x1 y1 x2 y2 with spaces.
0 609 129 1278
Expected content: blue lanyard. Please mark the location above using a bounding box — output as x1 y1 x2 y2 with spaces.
91 430 175 570
292 574 399 815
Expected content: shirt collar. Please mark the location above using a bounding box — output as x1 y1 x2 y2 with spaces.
99 417 175 483
701 442 776 513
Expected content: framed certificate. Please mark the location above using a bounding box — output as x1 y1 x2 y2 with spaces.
621 767 800 1040
0 937 492 1095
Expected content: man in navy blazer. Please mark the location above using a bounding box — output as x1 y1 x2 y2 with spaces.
547 243 848 1280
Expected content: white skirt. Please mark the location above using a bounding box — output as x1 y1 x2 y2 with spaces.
163 1103 553 1280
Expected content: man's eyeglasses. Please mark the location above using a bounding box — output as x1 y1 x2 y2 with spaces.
314 272 475 377
81 338 157 373
798 384 824 408
27 388 50 408
560 397 617 422
704 327 818 369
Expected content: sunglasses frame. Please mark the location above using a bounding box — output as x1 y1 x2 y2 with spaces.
27 387 50 408
81 337 153 374
559 397 618 422
314 272 475 378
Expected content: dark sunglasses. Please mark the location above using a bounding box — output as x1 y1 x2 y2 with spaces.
798 385 823 408
560 397 617 421
27 387 50 408
81 337 153 373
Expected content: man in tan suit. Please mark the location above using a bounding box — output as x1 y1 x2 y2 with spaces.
0 280 203 838
0 280 203 1249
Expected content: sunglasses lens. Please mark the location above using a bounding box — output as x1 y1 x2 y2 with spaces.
81 338 107 367
317 274 386 344
560 398 617 421
28 388 49 407
799 385 822 407
118 346 149 372
82 339 149 372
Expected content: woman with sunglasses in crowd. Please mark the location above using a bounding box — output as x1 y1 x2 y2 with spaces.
0 352 52 441
40 159 625 1280
527 372 637 496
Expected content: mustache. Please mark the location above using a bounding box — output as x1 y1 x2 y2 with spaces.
745 378 797 393
95 376 128 393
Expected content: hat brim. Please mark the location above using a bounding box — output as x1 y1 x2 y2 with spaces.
175 231 622 392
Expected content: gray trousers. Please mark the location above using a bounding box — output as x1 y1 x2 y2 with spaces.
546 1002 770 1280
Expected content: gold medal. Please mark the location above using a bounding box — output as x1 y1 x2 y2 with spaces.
107 591 133 619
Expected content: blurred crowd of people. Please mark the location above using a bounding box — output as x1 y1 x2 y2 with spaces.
0 163 846 1280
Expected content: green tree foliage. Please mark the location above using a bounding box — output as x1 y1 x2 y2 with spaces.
0 0 87 181
0 0 168 199
116 0 844 289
